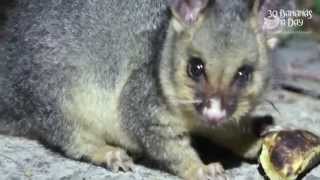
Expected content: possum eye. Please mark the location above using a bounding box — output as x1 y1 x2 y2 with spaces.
187 57 205 80
233 65 254 88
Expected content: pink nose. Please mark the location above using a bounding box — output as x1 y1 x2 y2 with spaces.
202 98 226 124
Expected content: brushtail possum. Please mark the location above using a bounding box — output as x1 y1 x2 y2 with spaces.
0 0 290 179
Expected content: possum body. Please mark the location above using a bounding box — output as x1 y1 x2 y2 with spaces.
0 0 278 179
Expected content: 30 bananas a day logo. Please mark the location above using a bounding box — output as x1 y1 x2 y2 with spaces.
262 9 313 31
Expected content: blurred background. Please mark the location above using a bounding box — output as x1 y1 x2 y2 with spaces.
271 0 320 98
264 0 320 134
299 0 320 36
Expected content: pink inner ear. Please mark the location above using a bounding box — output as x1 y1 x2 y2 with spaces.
180 3 199 24
168 0 208 25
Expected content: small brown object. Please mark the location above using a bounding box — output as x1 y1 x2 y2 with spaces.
259 130 320 180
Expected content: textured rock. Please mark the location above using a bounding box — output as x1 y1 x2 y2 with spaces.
0 135 179 180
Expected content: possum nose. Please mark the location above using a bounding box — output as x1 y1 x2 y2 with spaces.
202 98 226 124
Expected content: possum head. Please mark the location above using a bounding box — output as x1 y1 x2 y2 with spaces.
161 0 273 127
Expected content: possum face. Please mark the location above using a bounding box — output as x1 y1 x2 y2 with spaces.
161 0 270 127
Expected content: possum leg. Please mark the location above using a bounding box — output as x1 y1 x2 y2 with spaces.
64 130 134 172
140 121 228 180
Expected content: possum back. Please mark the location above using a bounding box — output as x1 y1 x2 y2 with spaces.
0 0 168 135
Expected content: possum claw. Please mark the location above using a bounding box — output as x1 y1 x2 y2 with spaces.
105 149 134 172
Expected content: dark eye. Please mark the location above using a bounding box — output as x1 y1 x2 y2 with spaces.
187 57 205 80
233 65 254 87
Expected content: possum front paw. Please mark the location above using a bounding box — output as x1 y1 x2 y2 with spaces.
90 146 134 172
104 148 134 172
187 163 228 180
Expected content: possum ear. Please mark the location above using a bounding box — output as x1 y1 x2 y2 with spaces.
256 0 296 33
168 0 209 26
254 0 296 48
247 0 256 11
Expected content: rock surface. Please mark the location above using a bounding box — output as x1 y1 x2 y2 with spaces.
0 135 179 180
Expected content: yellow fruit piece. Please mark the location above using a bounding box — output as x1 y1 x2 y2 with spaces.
259 130 320 180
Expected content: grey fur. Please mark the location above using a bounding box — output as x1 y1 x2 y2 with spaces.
0 0 167 140
0 0 285 178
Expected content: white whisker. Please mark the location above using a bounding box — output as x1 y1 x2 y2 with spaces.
170 99 202 105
